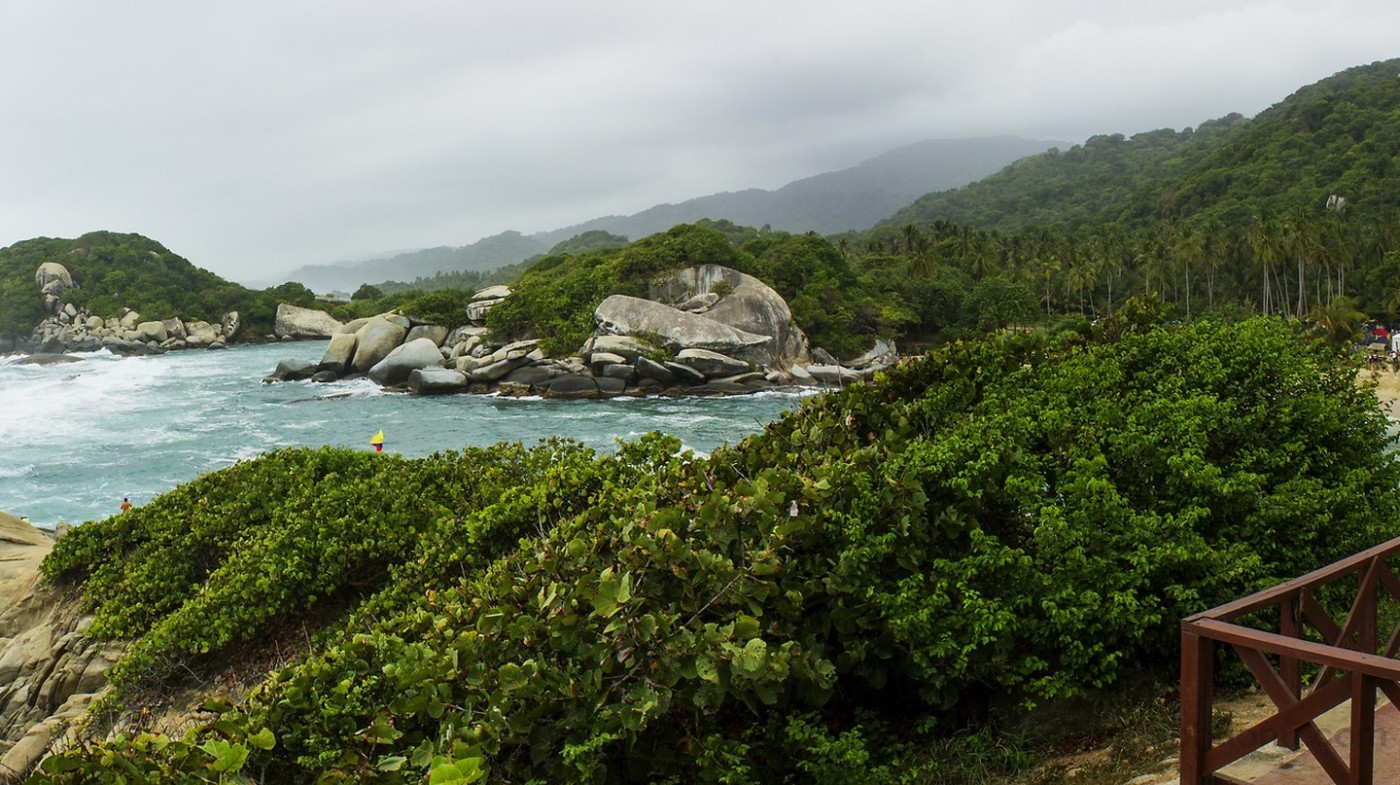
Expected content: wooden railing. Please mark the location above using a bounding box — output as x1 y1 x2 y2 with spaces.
1180 535 1400 784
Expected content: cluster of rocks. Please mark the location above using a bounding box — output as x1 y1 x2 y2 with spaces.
4 262 241 356
266 264 899 398
0 514 126 780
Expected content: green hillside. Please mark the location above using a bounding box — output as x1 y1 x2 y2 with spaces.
836 59 1400 329
890 59 1400 234
0 231 324 340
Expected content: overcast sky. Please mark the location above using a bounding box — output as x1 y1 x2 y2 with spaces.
1 1 1396 284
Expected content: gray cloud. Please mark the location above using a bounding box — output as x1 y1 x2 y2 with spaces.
1 0 1397 284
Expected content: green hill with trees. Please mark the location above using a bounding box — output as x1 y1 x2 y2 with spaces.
0 232 324 340
30 313 1400 783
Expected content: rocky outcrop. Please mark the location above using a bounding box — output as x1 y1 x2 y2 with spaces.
261 265 898 399
594 295 771 356
274 304 343 340
13 261 250 357
653 265 809 367
0 513 127 781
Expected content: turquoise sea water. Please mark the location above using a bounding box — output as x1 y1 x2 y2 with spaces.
0 341 813 528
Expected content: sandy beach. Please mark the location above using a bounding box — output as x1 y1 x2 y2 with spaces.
1363 368 1400 418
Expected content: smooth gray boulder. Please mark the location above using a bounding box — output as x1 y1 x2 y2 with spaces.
161 318 187 341
664 361 707 385
503 365 561 387
134 321 168 344
594 295 770 356
220 310 242 341
600 363 636 382
369 338 446 386
849 339 897 370
636 356 676 385
677 292 719 312
351 317 409 372
408 368 468 395
185 321 219 347
585 335 653 363
473 285 512 301
406 324 449 346
544 374 603 399
656 264 809 367
275 304 343 340
469 358 521 382
807 364 864 385
318 332 358 373
587 351 626 370
268 357 316 382
675 348 748 378
34 263 73 300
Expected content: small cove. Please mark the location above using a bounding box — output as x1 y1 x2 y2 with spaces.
0 341 811 528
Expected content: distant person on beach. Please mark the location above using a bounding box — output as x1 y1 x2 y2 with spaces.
121 497 132 512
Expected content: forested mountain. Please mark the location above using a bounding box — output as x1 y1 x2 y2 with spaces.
860 58 1400 327
890 58 1400 235
533 136 1066 245
274 137 1062 294
272 230 550 295
886 117 1249 232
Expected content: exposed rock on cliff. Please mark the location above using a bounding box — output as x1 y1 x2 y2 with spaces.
0 513 125 782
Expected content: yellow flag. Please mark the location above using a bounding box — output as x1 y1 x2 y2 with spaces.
370 429 384 446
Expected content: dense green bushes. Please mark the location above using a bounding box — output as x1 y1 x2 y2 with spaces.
34 314 1400 783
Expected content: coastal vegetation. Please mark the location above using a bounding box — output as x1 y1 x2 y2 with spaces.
32 311 1400 783
0 233 320 340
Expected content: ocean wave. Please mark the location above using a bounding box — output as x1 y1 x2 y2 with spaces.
0 464 35 479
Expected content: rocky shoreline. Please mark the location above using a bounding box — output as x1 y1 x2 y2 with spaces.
264 264 898 399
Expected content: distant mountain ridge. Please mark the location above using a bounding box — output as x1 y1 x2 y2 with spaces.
273 136 1067 292
531 136 1068 245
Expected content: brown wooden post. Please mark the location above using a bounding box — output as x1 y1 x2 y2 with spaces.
1280 594 1302 750
1181 626 1216 784
1358 560 1378 655
1350 672 1375 785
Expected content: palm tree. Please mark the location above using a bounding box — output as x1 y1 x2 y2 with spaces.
1247 211 1283 315
1307 295 1365 347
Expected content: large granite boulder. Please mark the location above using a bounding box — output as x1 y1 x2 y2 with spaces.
318 332 358 374
134 321 168 344
275 304 343 340
266 357 316 382
406 324 449 347
220 311 242 341
675 348 749 378
594 295 770 357
656 265 809 367
408 367 469 395
185 321 219 348
465 285 511 324
161 318 187 341
33 263 73 298
351 317 409 372
369 338 446 386
583 335 653 363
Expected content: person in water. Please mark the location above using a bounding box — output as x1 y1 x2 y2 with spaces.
121 497 132 512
